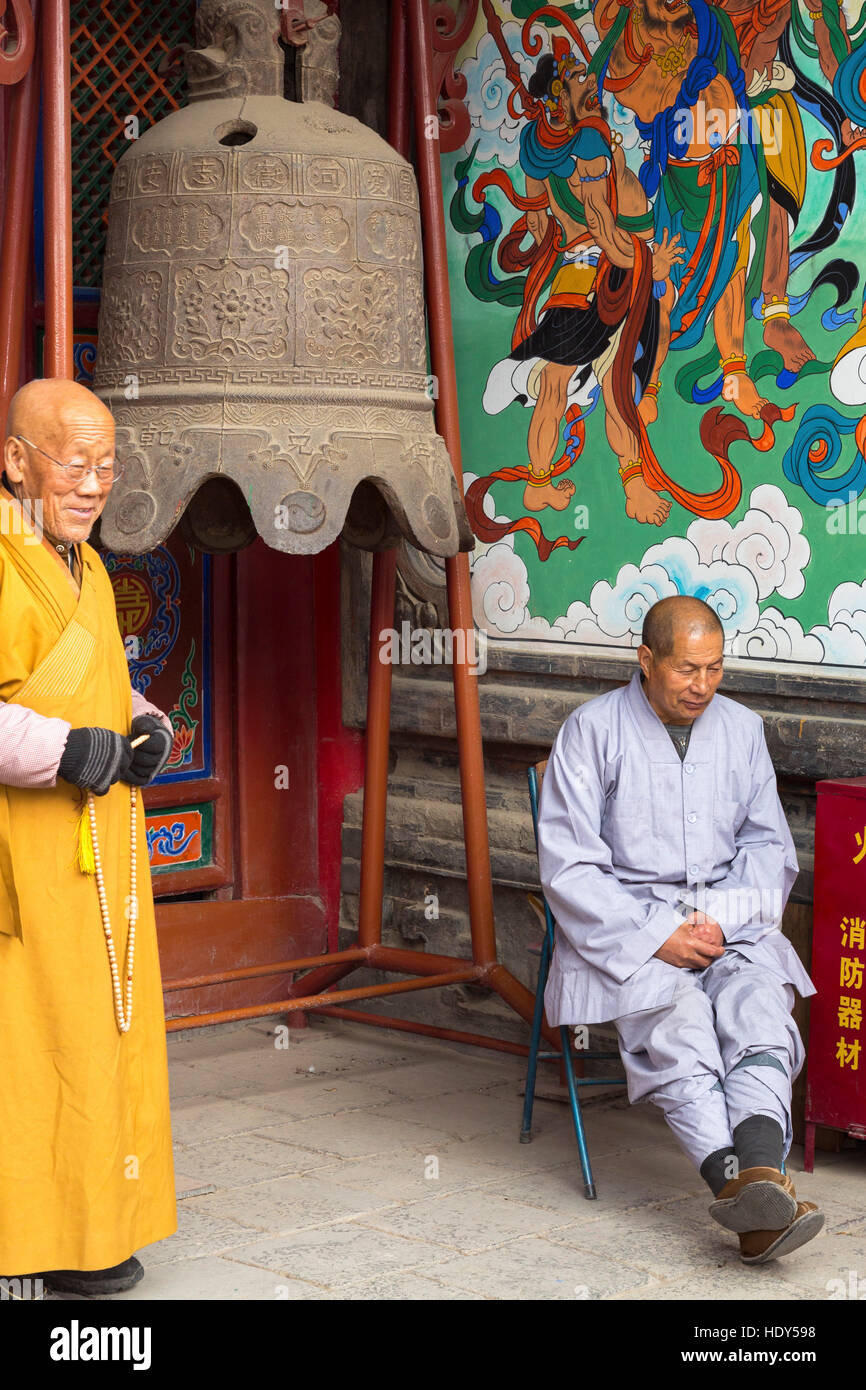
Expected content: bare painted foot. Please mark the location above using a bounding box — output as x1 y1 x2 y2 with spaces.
523 475 576 512
763 316 816 374
624 474 671 525
721 371 769 420
638 391 659 427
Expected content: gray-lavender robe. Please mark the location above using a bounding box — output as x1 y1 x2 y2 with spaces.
539 669 815 1027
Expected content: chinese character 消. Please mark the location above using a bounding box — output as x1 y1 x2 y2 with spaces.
841 915 866 950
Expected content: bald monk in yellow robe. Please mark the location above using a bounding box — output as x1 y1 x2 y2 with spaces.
0 379 176 1297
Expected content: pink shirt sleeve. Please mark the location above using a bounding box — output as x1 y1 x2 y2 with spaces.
131 687 173 736
0 702 72 789
0 688 172 789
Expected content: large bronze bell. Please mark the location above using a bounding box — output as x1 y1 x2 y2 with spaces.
93 0 473 558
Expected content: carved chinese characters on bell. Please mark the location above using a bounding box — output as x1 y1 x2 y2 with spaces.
131 203 225 256
236 201 350 257
301 159 348 195
360 210 420 266
240 155 290 191
136 156 171 195
180 155 227 192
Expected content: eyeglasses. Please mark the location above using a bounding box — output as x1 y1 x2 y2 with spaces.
14 435 124 484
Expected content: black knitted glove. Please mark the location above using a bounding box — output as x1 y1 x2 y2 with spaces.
58 727 134 796
126 714 173 787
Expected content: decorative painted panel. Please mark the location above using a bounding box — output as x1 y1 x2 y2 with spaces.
442 0 866 667
103 535 213 783
145 801 213 873
73 332 99 384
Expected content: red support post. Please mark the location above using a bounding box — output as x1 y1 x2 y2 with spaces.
356 0 409 947
41 0 73 379
0 0 39 430
406 0 498 967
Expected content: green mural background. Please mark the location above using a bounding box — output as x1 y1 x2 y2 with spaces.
442 0 866 665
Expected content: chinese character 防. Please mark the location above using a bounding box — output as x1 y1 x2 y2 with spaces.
855 830 866 865
841 956 865 991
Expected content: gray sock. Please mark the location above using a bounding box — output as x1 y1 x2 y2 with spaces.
732 1114 785 1172
700 1146 737 1196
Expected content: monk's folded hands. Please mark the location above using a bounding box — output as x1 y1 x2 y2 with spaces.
654 919 725 970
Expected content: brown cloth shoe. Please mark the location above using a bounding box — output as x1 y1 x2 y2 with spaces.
739 1202 825 1265
709 1165 797 1233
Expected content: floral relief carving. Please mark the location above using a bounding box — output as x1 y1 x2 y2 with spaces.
98 271 163 365
403 273 428 372
302 267 400 367
172 264 290 362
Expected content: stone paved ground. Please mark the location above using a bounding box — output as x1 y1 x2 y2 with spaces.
67 1017 866 1301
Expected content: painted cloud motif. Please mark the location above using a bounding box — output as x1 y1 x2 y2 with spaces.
459 21 600 169
459 23 535 168
469 483 865 664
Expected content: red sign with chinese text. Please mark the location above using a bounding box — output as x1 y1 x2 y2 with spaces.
806 778 866 1143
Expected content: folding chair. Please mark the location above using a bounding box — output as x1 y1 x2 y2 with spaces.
522 759 627 1199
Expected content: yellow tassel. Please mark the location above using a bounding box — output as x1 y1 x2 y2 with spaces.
75 798 97 876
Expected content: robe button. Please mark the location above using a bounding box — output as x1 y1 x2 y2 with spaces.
687 813 697 823
689 864 700 876
684 762 695 774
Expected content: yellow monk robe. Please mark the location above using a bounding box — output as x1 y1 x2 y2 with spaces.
0 490 176 1273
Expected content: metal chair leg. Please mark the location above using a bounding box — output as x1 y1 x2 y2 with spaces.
560 1026 597 1199
520 932 551 1142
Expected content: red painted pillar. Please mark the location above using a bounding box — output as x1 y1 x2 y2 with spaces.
41 0 73 379
0 0 39 427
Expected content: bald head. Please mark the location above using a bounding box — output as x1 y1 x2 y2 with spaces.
637 597 725 726
3 379 117 547
7 378 114 450
641 596 723 660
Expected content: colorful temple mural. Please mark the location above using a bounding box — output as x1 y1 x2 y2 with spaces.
442 0 866 664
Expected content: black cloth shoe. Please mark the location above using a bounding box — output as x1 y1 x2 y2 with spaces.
42 1256 144 1296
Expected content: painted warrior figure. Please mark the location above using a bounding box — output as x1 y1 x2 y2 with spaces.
483 41 683 525
721 0 859 373
595 0 776 424
475 1 687 533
